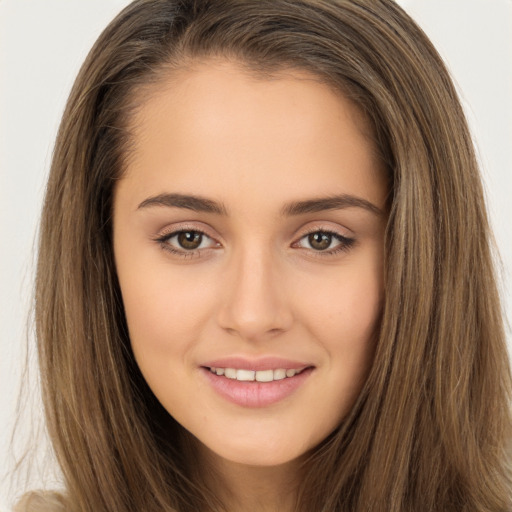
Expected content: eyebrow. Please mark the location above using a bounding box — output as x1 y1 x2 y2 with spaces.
280 194 384 217
137 193 228 214
137 192 383 217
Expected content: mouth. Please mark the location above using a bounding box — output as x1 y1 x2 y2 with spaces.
205 366 309 382
200 359 315 407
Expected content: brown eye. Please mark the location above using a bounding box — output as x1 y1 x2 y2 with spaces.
294 229 355 255
308 232 332 251
156 228 219 257
177 231 203 250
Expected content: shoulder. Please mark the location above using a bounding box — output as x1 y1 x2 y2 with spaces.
13 491 68 512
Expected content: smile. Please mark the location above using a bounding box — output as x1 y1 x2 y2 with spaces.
201 361 314 407
208 367 307 382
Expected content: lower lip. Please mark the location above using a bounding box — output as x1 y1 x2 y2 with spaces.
201 367 313 408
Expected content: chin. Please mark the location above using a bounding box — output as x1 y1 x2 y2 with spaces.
199 430 315 469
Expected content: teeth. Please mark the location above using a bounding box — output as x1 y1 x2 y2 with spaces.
209 366 305 382
273 369 286 380
255 369 273 382
224 368 237 379
237 369 255 381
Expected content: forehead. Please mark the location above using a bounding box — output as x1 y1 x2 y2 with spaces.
129 59 376 153
118 60 386 213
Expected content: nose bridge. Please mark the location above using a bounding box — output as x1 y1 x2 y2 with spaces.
217 240 292 340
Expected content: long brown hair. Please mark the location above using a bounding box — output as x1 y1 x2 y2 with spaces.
25 0 511 510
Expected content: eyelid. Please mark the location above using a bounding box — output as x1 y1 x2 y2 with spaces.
152 221 356 259
153 223 222 257
292 221 354 242
291 224 356 256
155 221 220 241
294 230 354 248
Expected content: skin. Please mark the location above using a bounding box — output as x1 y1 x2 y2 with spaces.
113 60 388 512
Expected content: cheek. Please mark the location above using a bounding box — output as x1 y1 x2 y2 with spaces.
304 255 383 342
116 258 217 375
330 290 380 388
301 256 383 394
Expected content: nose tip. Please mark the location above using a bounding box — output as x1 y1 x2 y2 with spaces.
216 253 293 341
222 320 286 342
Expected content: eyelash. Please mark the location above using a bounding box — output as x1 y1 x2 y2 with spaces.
154 226 218 259
154 227 355 259
294 228 356 256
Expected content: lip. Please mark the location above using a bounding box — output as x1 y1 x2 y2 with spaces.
201 356 310 372
200 357 314 408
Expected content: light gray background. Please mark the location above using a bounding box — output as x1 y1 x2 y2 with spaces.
1 0 511 509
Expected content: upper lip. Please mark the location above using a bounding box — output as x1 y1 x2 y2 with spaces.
201 357 313 372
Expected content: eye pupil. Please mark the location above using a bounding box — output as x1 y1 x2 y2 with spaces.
178 231 202 250
309 232 331 250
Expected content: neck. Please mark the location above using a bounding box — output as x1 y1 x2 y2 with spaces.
200 447 301 512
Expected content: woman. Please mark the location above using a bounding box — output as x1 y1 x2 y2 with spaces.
16 0 511 510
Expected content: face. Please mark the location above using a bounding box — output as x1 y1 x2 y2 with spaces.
113 60 387 469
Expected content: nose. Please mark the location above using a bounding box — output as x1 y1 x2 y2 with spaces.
216 245 293 341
